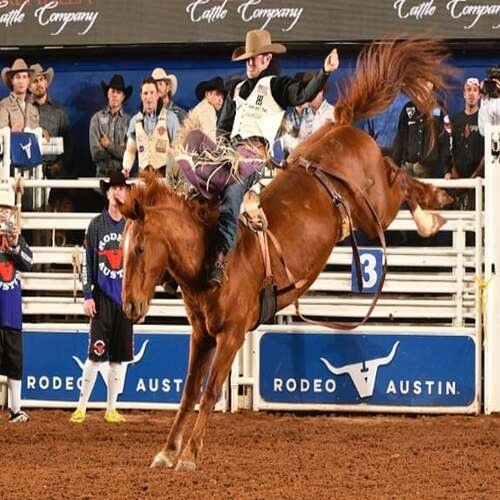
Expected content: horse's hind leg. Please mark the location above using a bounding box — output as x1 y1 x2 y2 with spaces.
176 330 245 471
151 331 215 468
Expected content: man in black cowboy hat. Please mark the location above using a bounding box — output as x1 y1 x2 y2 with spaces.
178 29 339 288
89 74 133 177
187 76 226 142
71 170 133 424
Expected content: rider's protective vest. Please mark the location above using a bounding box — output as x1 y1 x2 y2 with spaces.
231 76 284 147
135 108 170 170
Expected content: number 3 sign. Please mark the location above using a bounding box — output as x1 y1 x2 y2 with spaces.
351 248 384 293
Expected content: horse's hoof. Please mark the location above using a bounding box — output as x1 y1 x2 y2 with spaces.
175 459 197 471
150 451 175 468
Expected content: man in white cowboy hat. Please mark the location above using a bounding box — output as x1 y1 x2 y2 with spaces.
122 76 179 177
89 74 132 177
0 186 33 423
30 64 72 179
0 58 39 131
152 67 187 124
181 29 339 288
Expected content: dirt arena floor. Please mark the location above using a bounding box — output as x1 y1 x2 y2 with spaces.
1 410 500 499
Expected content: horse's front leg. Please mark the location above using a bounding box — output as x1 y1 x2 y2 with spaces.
151 331 215 468
176 330 244 471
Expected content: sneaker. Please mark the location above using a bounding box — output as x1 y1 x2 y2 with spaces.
70 408 86 423
9 410 29 423
104 409 126 423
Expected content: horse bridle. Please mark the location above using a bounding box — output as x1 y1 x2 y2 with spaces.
283 156 388 331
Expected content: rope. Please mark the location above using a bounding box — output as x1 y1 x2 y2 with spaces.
72 246 82 302
475 274 492 346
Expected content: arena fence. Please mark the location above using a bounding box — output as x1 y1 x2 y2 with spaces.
0 125 487 412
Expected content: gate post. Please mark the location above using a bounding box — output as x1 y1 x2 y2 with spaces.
484 124 500 413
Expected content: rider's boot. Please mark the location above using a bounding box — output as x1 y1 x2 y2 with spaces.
208 251 226 289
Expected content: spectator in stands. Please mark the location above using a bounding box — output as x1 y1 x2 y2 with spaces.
70 172 132 424
297 73 334 141
450 77 484 179
0 58 39 131
189 76 226 142
0 186 33 423
180 29 339 287
30 64 72 179
122 76 179 177
392 87 451 178
89 74 132 177
152 67 187 124
357 92 408 157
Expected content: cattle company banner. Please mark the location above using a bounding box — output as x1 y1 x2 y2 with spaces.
0 0 499 47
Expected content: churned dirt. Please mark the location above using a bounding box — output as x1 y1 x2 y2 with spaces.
1 410 499 499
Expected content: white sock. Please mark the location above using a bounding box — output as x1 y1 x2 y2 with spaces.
107 362 126 412
76 359 100 412
7 378 22 414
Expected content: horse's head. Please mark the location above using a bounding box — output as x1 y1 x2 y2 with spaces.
118 174 175 323
120 201 169 322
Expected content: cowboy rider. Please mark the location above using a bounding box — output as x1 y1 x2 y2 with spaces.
179 29 339 288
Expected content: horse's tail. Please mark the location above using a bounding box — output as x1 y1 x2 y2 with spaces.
334 39 455 126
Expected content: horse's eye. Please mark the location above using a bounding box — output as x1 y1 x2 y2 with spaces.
136 244 144 256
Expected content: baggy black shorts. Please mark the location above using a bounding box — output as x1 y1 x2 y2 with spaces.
0 327 22 379
88 290 133 362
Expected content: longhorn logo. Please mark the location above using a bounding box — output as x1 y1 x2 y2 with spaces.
97 248 122 270
320 341 400 398
20 138 32 159
72 340 149 392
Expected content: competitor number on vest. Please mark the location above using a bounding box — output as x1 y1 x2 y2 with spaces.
351 248 384 293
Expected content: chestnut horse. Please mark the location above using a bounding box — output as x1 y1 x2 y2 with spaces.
119 39 454 470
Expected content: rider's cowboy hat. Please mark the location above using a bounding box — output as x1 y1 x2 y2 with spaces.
151 67 178 96
101 74 133 101
0 187 15 208
30 64 55 87
1 59 34 90
231 30 286 62
195 76 226 101
100 171 130 196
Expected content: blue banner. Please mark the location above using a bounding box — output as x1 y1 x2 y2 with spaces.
259 333 476 406
22 331 190 405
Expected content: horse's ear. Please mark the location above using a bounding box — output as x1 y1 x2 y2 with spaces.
119 197 145 220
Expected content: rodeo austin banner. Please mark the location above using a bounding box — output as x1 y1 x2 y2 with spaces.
0 0 500 46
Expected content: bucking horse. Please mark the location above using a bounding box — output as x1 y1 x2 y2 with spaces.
119 39 454 470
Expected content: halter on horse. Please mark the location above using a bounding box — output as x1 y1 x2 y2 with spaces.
119 39 454 470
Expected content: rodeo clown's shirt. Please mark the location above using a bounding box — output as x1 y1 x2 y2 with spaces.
82 210 125 305
0 235 33 330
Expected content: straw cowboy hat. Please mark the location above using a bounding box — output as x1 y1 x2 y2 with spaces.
231 30 286 61
99 171 130 196
30 64 54 86
151 67 178 96
195 76 226 101
101 74 133 101
1 58 34 90
0 187 15 208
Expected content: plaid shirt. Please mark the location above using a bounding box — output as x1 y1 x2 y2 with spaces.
32 96 72 176
89 106 131 177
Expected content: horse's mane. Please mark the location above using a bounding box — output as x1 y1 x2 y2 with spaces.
121 171 217 224
334 38 456 126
